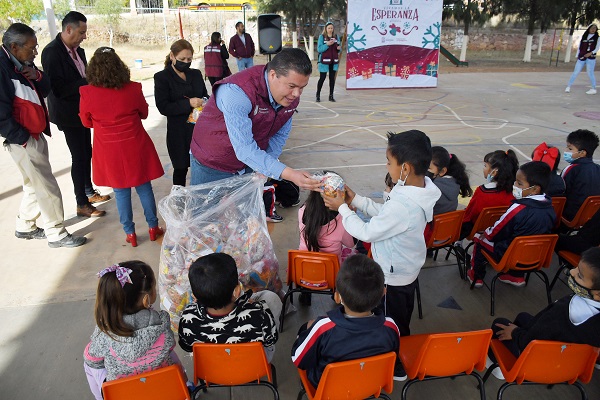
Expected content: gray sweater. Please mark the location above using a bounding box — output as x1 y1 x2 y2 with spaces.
433 176 460 215
83 309 175 381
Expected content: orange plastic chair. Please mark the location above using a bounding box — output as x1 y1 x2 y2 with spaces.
550 250 582 290
426 210 465 274
562 195 600 231
280 250 340 332
102 365 190 400
459 206 509 280
399 329 492 400
483 339 599 400
551 196 566 231
481 234 558 316
297 352 396 400
192 342 278 399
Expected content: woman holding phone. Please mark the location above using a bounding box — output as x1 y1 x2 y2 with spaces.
316 22 341 102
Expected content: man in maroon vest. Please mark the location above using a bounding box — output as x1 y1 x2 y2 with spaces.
190 48 320 193
228 22 255 72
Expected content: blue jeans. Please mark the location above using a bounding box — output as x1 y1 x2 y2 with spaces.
113 182 158 234
190 154 252 185
236 57 254 71
567 58 597 88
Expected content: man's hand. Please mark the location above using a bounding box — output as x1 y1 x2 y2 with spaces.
494 323 517 341
281 167 321 190
21 65 38 81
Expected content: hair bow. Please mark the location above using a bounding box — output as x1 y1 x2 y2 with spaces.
97 264 133 288
532 142 559 169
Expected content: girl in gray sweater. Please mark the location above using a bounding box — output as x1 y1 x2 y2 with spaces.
83 261 184 400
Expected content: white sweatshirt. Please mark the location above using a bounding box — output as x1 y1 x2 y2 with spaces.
338 177 441 286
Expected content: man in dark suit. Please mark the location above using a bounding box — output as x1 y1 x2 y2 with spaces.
41 11 108 218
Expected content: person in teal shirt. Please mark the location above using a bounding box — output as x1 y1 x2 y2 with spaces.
316 22 341 102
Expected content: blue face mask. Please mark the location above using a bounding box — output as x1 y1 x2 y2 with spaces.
564 151 574 164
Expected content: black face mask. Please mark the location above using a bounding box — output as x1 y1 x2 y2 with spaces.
426 171 435 180
173 60 191 72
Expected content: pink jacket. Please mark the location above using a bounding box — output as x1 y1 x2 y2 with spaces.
298 206 355 262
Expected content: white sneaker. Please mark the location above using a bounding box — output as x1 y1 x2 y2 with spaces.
486 356 505 380
586 88 597 95
565 86 571 93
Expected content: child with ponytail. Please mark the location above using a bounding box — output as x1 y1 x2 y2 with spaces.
83 261 183 400
428 146 473 215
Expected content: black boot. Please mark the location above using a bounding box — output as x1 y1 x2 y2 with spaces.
316 94 321 102
329 94 336 102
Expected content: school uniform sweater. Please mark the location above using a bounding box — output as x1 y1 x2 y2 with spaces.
339 178 441 286
561 157 600 221
462 183 515 224
511 295 600 352
291 306 400 388
478 194 556 258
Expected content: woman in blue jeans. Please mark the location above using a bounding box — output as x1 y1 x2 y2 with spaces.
566 24 599 95
80 47 165 247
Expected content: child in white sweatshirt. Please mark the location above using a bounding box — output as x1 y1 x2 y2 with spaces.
323 130 441 381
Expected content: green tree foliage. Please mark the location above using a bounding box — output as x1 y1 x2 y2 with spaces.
52 0 73 20
257 0 346 37
0 0 43 28
442 0 496 35
95 0 124 46
562 0 600 34
495 0 569 34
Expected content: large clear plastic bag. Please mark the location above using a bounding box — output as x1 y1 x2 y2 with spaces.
157 173 283 332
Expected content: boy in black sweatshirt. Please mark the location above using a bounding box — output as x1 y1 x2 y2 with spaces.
467 161 556 288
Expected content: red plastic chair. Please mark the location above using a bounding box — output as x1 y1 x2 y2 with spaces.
280 250 340 332
551 196 566 231
458 206 509 280
483 339 599 400
481 234 558 316
192 342 278 399
426 210 465 275
102 365 190 400
562 195 600 231
399 329 492 400
297 352 396 400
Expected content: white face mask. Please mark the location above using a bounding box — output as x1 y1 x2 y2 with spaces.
486 169 497 183
512 185 535 200
397 163 409 186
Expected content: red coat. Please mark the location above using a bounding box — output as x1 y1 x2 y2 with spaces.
79 81 164 189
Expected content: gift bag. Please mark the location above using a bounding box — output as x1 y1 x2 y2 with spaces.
157 173 283 332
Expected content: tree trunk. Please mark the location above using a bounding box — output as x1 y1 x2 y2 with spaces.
537 32 545 55
109 28 114 48
523 35 533 62
460 35 469 62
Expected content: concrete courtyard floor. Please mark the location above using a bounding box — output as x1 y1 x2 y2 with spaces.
1 64 599 399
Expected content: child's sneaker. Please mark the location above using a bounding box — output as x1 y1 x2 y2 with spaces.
275 199 301 208
485 356 505 380
393 362 408 381
498 273 526 287
565 86 571 93
467 268 483 288
266 211 284 223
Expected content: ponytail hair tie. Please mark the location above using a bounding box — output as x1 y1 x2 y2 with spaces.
449 154 453 159
505 150 509 155
98 264 133 288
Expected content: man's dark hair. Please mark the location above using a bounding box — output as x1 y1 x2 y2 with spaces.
2 23 35 48
268 48 312 77
386 130 432 176
580 247 600 289
519 161 551 194
62 11 87 30
567 129 599 158
235 21 244 29
336 254 384 313
189 253 239 309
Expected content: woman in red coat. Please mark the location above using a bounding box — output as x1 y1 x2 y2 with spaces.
79 47 164 247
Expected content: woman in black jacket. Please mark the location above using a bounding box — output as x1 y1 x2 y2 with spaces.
154 39 208 186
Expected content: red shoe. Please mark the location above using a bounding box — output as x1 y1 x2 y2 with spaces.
149 226 164 241
126 233 137 247
467 268 483 288
498 273 526 287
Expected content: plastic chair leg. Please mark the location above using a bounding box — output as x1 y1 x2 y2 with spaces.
535 270 552 305
270 363 278 388
497 381 515 400
573 381 590 400
490 274 499 316
415 278 423 319
296 387 306 400
280 289 295 333
482 362 498 383
550 264 569 290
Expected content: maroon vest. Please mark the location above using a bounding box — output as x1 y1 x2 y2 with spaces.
204 44 224 77
320 35 340 65
190 65 299 173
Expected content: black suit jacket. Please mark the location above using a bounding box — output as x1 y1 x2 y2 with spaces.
41 34 88 129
